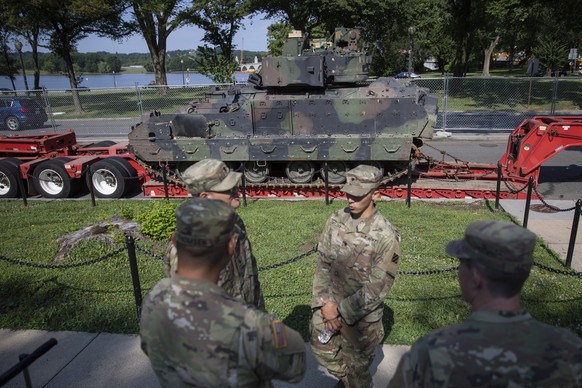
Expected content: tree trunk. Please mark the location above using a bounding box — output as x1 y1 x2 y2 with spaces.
62 49 85 114
482 35 500 76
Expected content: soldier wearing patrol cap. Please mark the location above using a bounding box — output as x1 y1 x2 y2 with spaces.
164 159 265 310
389 220 582 387
311 164 401 388
141 198 306 387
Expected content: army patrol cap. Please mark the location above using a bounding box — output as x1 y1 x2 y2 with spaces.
341 165 383 197
181 159 242 195
446 220 536 273
175 198 235 247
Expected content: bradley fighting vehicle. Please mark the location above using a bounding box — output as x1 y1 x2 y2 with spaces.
128 28 438 185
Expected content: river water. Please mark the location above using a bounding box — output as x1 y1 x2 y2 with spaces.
0 72 248 91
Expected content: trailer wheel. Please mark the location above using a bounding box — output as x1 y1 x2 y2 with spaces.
88 158 134 198
32 157 79 198
91 140 116 147
0 158 24 198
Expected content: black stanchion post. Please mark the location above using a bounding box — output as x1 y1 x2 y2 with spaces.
240 162 247 207
0 338 57 387
494 163 502 212
565 199 581 268
324 162 329 206
161 163 169 200
87 166 96 207
16 171 27 207
125 235 143 319
406 159 413 208
523 176 534 228
18 354 33 388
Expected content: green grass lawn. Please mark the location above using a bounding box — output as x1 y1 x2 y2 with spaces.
0 199 580 344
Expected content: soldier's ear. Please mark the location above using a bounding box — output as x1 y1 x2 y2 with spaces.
200 192 210 199
227 233 237 257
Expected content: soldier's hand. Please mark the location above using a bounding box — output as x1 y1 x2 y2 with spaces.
324 316 342 332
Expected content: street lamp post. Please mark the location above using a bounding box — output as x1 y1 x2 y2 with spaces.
14 39 29 93
407 26 416 74
113 71 117 88
181 59 185 86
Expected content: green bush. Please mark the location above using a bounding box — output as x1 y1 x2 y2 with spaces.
134 200 180 240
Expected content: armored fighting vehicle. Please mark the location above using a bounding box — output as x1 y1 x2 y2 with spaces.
128 28 438 184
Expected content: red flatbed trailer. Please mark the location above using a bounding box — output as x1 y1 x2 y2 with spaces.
1 116 581 200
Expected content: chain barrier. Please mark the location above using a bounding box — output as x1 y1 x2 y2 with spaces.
258 245 318 271
0 246 126 269
531 184 577 212
134 243 166 261
501 176 529 193
533 262 582 277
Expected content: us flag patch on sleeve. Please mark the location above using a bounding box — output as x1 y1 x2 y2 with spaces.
272 319 288 349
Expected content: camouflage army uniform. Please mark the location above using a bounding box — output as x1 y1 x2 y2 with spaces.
142 198 306 387
311 205 400 388
389 309 582 387
163 158 265 310
141 275 306 388
164 213 265 310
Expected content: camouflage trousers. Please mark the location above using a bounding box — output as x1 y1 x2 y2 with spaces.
310 309 384 388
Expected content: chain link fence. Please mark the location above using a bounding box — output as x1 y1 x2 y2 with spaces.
2 77 581 136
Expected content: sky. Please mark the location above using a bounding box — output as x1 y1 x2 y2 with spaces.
23 14 274 54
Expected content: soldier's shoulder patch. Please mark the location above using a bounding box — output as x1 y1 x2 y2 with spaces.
272 319 288 349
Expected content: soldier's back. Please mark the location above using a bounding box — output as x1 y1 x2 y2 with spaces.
405 310 582 387
140 276 305 387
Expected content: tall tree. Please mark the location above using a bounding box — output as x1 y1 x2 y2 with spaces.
131 0 188 87
2 0 51 90
22 0 133 113
183 0 250 83
0 27 18 90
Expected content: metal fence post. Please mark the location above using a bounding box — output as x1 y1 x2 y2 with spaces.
240 163 247 207
323 162 329 206
550 76 558 114
16 171 27 207
86 166 96 207
125 235 143 319
442 74 449 131
565 199 581 268
523 176 534 228
161 163 169 200
406 159 413 208
42 86 57 133
494 163 502 212
135 82 144 117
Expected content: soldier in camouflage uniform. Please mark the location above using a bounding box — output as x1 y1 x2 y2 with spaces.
311 165 401 388
141 198 306 387
389 220 582 387
164 159 265 310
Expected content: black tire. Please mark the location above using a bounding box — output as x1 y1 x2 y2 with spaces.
32 157 79 198
87 158 132 198
0 158 23 198
5 116 20 131
91 140 116 147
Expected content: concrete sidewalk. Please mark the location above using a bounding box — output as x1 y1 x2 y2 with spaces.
0 329 408 387
1 199 580 387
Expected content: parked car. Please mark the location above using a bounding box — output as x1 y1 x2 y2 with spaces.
0 88 16 96
534 69 567 77
0 97 48 131
66 86 91 92
394 71 421 79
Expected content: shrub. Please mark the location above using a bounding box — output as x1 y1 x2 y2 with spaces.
134 200 180 240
